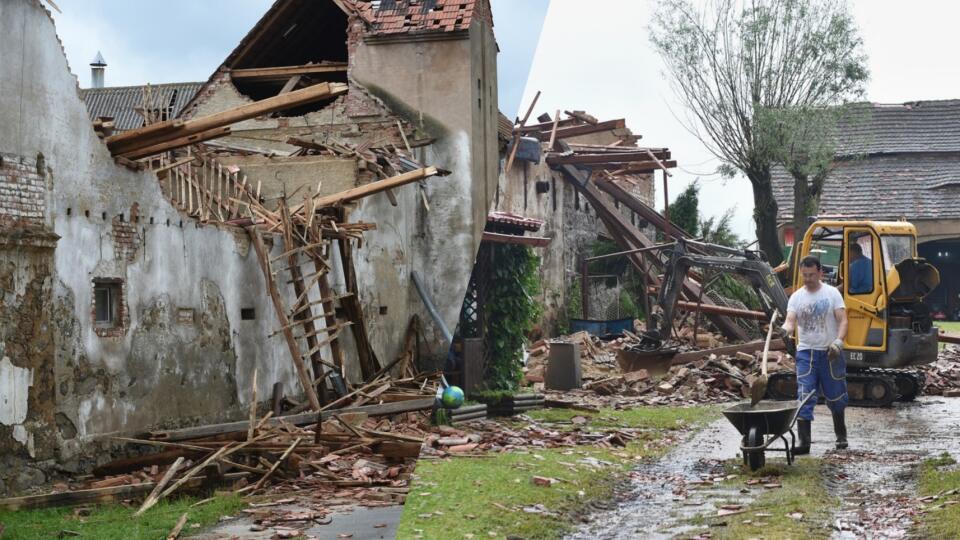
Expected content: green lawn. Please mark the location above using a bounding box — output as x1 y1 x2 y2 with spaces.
916 453 960 538
936 322 960 350
686 459 837 539
397 406 718 540
0 494 244 540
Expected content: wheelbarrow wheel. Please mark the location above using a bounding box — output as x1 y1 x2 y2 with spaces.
746 426 765 471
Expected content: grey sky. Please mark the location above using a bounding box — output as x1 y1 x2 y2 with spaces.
49 0 548 118
520 0 960 241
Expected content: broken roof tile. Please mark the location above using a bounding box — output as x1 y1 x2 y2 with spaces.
349 0 485 35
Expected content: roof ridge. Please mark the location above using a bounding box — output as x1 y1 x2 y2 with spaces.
80 81 204 92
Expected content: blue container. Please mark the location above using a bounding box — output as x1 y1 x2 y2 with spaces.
570 317 634 337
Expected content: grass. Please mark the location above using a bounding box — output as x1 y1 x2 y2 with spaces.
686 459 837 540
936 322 960 350
0 494 244 540
916 452 960 539
526 404 718 431
397 405 718 540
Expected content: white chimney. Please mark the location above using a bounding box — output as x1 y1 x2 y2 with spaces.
90 51 106 88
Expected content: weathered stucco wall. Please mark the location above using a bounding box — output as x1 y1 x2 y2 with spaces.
351 26 499 358
0 0 305 493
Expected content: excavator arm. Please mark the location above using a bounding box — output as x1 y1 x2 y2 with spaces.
646 238 790 346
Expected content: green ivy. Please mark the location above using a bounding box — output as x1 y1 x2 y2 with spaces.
481 244 542 391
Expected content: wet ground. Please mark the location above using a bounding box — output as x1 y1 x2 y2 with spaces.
567 397 960 539
193 504 402 540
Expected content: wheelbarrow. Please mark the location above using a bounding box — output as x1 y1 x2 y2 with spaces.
722 391 817 471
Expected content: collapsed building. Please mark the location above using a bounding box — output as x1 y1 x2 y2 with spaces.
0 0 498 493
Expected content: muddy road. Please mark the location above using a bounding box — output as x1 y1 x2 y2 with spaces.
568 397 960 539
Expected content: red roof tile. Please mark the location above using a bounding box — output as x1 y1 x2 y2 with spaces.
349 0 487 35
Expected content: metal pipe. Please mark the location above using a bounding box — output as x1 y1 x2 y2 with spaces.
584 242 677 263
411 271 453 345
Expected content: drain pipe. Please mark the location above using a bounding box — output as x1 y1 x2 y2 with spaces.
411 270 452 389
412 271 453 345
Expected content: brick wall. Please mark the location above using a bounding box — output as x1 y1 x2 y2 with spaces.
111 205 142 263
0 153 46 228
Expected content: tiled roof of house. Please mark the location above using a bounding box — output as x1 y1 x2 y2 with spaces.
773 99 960 222
352 0 488 35
79 82 202 132
836 100 960 156
772 154 960 222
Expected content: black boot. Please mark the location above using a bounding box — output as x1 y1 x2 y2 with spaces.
795 419 811 455
832 410 848 450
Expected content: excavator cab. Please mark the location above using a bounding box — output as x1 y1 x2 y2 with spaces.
786 220 941 404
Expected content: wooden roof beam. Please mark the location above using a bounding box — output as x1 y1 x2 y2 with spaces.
231 63 348 81
534 119 627 141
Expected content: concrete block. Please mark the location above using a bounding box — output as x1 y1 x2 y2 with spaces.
545 342 582 391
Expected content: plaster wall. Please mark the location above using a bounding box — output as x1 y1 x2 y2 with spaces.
0 0 305 493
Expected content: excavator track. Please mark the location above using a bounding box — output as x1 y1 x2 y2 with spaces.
765 369 908 407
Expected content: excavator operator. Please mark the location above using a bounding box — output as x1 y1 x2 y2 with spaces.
781 256 849 453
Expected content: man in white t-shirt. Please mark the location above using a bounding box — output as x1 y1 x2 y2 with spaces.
781 256 849 453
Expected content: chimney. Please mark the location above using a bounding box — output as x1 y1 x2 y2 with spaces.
90 51 106 88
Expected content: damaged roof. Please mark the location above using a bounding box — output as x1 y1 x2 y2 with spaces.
80 82 202 132
352 0 489 35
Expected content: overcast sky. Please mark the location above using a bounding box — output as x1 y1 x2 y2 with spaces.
50 1 960 240
521 0 960 241
49 0 547 118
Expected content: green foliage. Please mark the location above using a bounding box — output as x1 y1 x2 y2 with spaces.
699 208 742 248
0 495 245 540
668 181 700 237
482 244 542 391
650 0 870 264
562 278 583 330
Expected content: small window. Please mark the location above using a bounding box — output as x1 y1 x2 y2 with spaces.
94 281 121 328
241 308 256 320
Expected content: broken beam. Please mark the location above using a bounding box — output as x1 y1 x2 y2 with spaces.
481 231 551 247
230 63 348 81
534 119 626 141
106 82 348 156
121 127 231 161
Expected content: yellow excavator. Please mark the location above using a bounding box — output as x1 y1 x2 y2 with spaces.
644 219 941 407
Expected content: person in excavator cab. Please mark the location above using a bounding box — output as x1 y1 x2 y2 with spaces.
848 242 873 294
781 256 849 453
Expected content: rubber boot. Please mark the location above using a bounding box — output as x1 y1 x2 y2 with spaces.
795 419 811 455
832 409 848 450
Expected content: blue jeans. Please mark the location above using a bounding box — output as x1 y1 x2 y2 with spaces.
796 349 848 421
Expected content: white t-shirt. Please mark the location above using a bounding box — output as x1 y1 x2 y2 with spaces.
786 283 845 351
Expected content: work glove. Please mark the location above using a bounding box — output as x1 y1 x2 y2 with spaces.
827 338 844 361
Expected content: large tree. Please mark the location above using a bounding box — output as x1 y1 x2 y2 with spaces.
650 0 868 264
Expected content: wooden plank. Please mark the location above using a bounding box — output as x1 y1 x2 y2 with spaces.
337 236 380 380
295 167 441 213
547 109 561 151
675 300 768 321
534 119 626 141
231 63 348 81
669 339 786 366
546 155 675 167
148 398 436 442
121 127 230 161
0 473 248 511
481 231 551 247
505 90 541 174
107 82 348 155
248 228 322 411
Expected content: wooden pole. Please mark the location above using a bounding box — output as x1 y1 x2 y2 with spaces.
505 90 541 174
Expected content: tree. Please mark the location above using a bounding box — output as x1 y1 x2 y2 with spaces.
668 180 701 237
650 0 868 265
700 209 741 247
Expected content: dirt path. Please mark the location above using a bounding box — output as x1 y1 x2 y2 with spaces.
567 397 960 539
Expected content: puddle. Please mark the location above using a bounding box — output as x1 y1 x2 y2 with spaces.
566 397 960 540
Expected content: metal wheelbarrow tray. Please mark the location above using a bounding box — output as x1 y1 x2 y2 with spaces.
722 392 816 471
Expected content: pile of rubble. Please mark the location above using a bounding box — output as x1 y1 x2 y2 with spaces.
0 375 444 519
920 346 960 397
